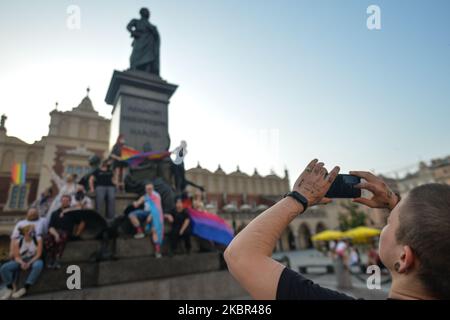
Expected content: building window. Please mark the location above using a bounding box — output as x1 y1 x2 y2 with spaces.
6 184 30 211
1 150 14 172
65 165 90 178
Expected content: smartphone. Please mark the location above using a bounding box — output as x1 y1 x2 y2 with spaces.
325 174 361 198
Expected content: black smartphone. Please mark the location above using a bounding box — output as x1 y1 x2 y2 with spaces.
325 174 361 198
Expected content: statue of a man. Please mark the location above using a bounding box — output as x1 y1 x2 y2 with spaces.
127 8 160 75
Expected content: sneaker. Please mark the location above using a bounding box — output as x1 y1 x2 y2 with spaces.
155 252 162 258
0 288 13 300
11 288 27 299
134 232 145 239
54 261 62 269
47 261 55 269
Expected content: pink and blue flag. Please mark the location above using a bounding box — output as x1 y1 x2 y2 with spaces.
187 208 234 246
125 150 171 167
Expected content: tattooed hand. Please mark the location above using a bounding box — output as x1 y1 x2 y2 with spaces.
293 159 340 207
350 171 400 210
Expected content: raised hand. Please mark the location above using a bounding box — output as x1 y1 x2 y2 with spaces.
293 159 340 207
350 171 400 210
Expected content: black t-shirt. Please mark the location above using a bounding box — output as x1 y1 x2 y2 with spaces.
92 168 114 187
170 208 191 232
48 208 83 235
276 267 355 300
111 143 122 157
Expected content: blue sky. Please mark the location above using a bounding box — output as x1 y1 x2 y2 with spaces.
1 0 449 182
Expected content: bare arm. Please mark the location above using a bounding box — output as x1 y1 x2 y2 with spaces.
29 238 43 264
89 175 95 193
224 159 339 300
49 227 60 242
179 218 190 235
12 240 24 264
110 154 122 161
164 213 174 223
47 166 64 189
74 221 86 237
133 196 145 208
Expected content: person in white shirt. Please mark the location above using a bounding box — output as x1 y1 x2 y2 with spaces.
1 224 44 299
43 164 79 220
9 208 46 258
71 185 94 210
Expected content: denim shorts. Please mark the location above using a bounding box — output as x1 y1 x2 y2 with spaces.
129 209 151 220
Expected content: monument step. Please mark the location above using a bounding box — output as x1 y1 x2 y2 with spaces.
114 236 201 259
27 262 98 294
24 252 222 296
60 240 105 263
97 252 221 286
24 270 246 300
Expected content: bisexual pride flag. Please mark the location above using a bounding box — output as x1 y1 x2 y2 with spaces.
187 208 234 246
11 162 27 185
123 149 171 167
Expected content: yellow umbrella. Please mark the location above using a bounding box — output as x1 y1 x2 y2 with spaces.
343 226 381 241
312 230 344 242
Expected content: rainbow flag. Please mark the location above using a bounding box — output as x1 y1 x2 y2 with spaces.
126 150 171 167
11 162 27 185
187 208 234 246
120 146 140 160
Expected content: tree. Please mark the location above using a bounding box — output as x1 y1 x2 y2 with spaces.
338 201 367 231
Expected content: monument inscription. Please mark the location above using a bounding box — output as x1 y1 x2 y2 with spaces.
114 94 170 151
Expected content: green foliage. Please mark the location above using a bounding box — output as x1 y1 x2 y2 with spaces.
338 201 367 231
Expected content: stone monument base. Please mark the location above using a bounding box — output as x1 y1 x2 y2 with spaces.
105 70 178 152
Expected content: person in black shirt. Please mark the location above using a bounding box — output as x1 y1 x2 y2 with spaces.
166 198 191 255
89 160 116 221
109 134 128 191
45 194 85 269
225 159 450 300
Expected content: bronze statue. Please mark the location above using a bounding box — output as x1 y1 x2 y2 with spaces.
127 8 160 75
0 114 6 129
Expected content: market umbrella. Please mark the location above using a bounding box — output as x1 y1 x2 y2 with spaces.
312 230 344 242
343 226 381 242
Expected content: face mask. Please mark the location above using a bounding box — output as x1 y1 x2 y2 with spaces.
75 191 85 201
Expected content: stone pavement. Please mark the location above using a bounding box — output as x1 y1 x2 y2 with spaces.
273 249 391 300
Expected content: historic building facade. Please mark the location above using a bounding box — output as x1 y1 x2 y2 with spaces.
0 91 110 214
185 164 291 213
397 156 450 195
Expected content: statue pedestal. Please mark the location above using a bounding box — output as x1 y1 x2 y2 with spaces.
105 70 178 152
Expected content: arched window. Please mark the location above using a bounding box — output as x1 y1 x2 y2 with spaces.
316 222 327 234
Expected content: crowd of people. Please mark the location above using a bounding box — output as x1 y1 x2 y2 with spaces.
324 239 384 274
0 148 204 299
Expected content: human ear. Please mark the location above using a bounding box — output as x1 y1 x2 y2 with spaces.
396 246 415 274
